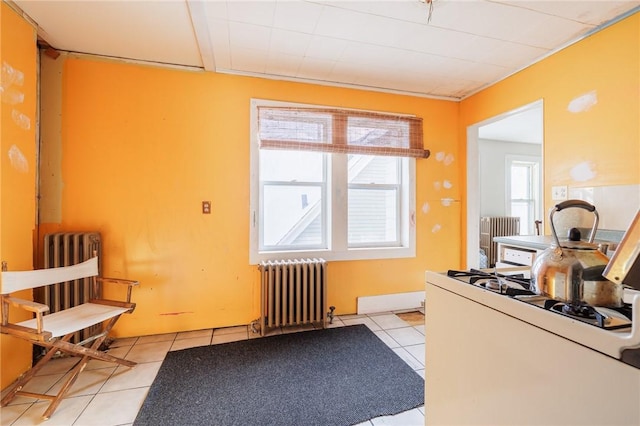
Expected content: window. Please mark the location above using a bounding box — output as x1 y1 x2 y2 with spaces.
250 99 427 263
506 156 541 235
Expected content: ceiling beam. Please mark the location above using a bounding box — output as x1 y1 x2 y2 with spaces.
186 0 216 72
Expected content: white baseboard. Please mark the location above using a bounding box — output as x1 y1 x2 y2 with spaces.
357 291 425 315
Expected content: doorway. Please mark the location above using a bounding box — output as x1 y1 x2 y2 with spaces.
466 100 544 268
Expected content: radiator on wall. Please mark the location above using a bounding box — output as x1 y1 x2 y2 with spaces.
480 217 520 268
256 259 328 336
38 232 102 342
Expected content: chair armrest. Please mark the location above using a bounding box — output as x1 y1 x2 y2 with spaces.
95 277 139 303
0 323 53 342
96 277 139 287
5 297 50 314
1 296 49 333
88 298 136 311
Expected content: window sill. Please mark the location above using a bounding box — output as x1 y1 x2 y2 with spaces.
250 246 415 265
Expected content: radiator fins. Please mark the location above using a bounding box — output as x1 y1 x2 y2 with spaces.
257 258 328 336
480 217 520 267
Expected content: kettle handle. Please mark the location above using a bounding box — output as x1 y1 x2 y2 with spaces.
554 199 596 213
549 199 600 248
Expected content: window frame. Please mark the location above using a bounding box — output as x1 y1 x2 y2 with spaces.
250 99 416 264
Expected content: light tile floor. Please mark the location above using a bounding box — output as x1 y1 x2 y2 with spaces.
1 311 425 426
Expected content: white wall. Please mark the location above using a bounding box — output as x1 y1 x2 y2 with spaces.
479 139 542 217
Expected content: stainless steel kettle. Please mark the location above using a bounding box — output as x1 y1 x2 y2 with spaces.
530 200 622 307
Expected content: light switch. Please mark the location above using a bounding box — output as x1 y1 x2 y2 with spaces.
202 201 211 214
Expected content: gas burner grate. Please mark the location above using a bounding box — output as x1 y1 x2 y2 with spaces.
446 269 532 292
543 299 632 330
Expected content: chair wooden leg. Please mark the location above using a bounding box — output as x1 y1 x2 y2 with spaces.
41 337 104 419
3 316 136 420
50 340 136 367
39 316 135 419
0 334 76 407
40 359 86 420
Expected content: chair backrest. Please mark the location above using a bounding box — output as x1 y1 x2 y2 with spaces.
1 257 99 294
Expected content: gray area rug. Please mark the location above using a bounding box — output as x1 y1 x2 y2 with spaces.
134 324 424 426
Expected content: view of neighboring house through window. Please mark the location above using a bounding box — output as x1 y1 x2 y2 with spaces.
250 99 427 263
260 149 326 249
348 155 401 246
506 155 541 235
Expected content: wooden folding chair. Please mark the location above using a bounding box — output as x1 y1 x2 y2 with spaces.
0 257 139 420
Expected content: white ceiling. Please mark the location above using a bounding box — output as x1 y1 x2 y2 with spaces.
13 0 639 101
10 1 639 142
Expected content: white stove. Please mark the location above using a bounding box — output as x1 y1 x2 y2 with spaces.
430 268 640 365
424 268 640 425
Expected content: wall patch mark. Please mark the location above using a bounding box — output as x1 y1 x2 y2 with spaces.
8 145 28 173
570 161 596 182
12 109 30 130
443 154 454 166
2 61 24 87
433 151 454 166
1 61 25 105
568 90 597 113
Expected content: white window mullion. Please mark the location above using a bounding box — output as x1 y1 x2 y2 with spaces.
332 153 348 253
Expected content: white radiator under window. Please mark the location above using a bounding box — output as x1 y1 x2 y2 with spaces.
257 258 328 336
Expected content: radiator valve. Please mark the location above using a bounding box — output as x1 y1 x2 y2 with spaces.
249 319 260 334
327 306 335 324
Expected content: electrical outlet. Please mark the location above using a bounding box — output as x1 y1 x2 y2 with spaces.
551 186 568 201
202 201 211 214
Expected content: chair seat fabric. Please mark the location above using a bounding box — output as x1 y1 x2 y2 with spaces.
17 303 129 338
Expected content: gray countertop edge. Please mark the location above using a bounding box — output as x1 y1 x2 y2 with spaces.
493 229 625 251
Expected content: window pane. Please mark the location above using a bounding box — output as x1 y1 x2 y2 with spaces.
348 188 398 244
510 164 531 199
348 155 399 184
260 150 324 182
263 185 323 247
511 201 531 234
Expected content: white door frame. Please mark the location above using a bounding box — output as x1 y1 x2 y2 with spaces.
465 99 543 269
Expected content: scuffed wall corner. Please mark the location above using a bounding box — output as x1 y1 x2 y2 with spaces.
39 51 65 224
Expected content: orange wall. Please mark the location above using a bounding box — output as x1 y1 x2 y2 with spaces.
41 57 460 338
0 2 38 389
460 12 640 244
2 6 638 390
